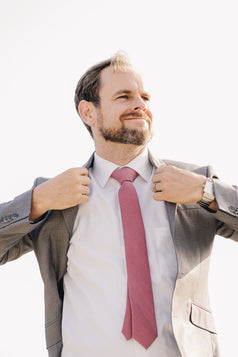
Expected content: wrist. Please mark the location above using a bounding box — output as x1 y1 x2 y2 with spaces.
30 186 48 221
198 178 215 210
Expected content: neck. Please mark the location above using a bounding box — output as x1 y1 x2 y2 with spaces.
95 141 147 166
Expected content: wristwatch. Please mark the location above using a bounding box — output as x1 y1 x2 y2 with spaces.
198 178 215 209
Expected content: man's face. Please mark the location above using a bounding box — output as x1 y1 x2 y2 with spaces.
94 66 153 146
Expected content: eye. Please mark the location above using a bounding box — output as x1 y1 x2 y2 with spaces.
142 95 150 102
118 95 129 99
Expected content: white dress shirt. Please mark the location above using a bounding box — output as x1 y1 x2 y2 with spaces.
61 150 181 357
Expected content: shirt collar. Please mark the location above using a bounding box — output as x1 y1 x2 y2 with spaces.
92 149 152 188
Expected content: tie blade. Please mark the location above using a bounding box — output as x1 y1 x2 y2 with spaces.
132 311 158 349
122 291 158 349
134 331 158 350
122 292 132 340
131 297 158 349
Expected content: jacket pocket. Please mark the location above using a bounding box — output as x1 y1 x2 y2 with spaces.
190 303 217 334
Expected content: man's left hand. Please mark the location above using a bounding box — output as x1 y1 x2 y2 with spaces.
152 166 206 204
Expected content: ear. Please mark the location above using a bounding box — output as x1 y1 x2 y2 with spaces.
78 100 97 127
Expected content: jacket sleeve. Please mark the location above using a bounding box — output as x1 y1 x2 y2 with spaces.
0 179 48 264
206 166 238 241
173 162 238 242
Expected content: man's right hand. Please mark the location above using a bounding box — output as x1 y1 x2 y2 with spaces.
30 167 91 221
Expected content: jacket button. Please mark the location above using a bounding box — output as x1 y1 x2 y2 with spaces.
229 206 238 215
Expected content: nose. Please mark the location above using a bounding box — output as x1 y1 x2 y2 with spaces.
132 95 148 112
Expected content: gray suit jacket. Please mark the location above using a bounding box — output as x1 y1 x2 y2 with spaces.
1 152 238 357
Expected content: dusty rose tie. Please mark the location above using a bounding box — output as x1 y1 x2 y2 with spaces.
111 167 157 349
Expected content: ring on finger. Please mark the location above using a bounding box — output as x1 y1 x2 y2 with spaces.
153 183 158 193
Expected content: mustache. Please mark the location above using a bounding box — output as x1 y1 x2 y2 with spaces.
120 111 151 122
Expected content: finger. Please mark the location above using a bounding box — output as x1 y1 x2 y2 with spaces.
152 182 163 193
79 175 91 186
152 174 162 184
79 185 90 195
79 167 89 176
69 167 89 177
65 167 89 181
153 192 165 201
79 194 90 204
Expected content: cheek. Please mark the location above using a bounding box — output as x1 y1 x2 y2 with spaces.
146 108 153 121
108 105 126 122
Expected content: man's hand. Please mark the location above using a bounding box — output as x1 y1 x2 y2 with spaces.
152 166 206 204
30 167 91 221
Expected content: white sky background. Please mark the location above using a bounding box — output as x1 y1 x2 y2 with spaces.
0 0 238 356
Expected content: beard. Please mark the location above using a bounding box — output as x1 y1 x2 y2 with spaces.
100 126 151 145
98 112 153 146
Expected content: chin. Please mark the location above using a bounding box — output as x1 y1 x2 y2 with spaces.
101 126 152 146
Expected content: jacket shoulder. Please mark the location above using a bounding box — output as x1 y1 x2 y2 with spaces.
163 159 201 171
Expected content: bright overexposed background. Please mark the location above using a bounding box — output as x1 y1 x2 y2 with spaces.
0 1 238 356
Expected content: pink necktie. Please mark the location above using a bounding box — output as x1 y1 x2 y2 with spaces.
111 167 158 349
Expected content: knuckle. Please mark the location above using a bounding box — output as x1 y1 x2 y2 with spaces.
85 176 91 185
66 168 80 182
84 186 90 194
68 167 88 177
166 165 176 174
152 176 157 183
80 177 91 186
81 195 90 203
80 167 89 175
156 167 163 174
153 192 161 201
167 165 174 170
67 167 77 175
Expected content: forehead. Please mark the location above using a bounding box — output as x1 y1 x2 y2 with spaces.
99 66 145 97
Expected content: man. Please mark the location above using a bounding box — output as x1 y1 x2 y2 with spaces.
0 53 238 357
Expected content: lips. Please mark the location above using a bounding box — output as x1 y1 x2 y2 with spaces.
124 117 147 121
120 112 151 124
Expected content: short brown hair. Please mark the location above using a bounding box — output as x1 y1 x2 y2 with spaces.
74 53 132 136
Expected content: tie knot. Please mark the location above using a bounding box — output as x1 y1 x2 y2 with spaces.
111 167 138 185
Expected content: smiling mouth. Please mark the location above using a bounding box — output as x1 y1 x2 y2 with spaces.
121 114 150 122
120 111 152 127
124 118 146 122
122 116 151 126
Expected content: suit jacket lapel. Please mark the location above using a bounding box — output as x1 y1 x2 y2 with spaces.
62 152 95 235
165 202 177 238
148 150 177 238
62 206 79 236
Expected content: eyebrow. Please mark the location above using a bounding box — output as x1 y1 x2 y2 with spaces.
112 89 151 99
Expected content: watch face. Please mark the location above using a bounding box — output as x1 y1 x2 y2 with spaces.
202 178 215 203
204 179 214 196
